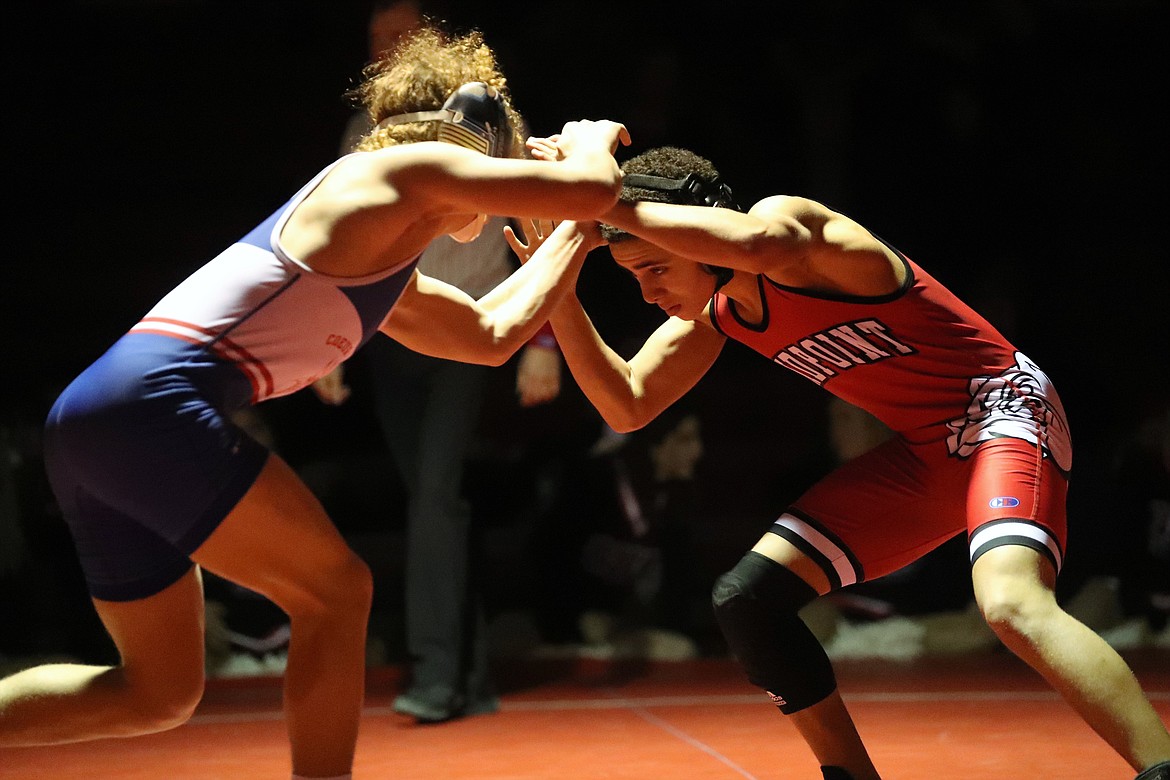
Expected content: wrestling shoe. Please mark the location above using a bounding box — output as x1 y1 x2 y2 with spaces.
392 685 499 724
392 686 461 723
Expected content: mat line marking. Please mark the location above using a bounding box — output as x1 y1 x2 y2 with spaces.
188 689 1169 725
630 704 760 780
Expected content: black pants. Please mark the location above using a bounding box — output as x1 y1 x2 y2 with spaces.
366 337 492 701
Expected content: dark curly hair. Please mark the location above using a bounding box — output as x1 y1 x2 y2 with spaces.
600 147 724 244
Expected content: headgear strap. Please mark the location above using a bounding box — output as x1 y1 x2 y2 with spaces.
621 172 740 290
623 172 741 211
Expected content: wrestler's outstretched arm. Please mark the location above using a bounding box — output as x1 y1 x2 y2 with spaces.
505 218 725 433
380 220 599 365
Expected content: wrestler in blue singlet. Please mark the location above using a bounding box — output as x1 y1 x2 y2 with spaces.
45 158 418 601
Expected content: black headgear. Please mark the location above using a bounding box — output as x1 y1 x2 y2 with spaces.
622 172 742 211
374 81 509 157
622 172 740 290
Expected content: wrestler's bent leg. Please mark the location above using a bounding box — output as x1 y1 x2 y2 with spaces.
972 545 1170 773
193 454 373 779
713 534 881 780
0 568 207 745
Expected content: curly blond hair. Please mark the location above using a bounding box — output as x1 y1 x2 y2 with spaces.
348 22 524 157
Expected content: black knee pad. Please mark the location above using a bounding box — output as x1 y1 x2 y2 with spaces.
712 551 836 714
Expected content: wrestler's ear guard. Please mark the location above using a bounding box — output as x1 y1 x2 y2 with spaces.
622 172 740 289
435 82 508 157
374 81 509 157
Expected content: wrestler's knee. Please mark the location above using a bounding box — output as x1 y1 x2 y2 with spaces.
972 556 1058 644
285 551 373 622
321 552 374 615
126 663 205 732
712 552 835 714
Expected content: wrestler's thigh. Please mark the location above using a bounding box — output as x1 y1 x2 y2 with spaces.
92 567 207 693
785 437 967 585
190 454 365 608
966 437 1068 572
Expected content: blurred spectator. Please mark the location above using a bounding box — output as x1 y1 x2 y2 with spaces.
526 404 719 655
1105 401 1170 632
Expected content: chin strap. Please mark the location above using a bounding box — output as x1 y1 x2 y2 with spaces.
703 264 734 291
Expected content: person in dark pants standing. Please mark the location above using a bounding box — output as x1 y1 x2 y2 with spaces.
320 222 561 722
316 0 563 722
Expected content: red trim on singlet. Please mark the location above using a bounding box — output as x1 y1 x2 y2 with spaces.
132 318 274 402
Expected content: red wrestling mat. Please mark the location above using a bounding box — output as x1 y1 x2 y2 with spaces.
3 651 1167 779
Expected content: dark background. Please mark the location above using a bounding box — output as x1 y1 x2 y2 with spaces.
3 0 1167 657
7 1 1166 428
